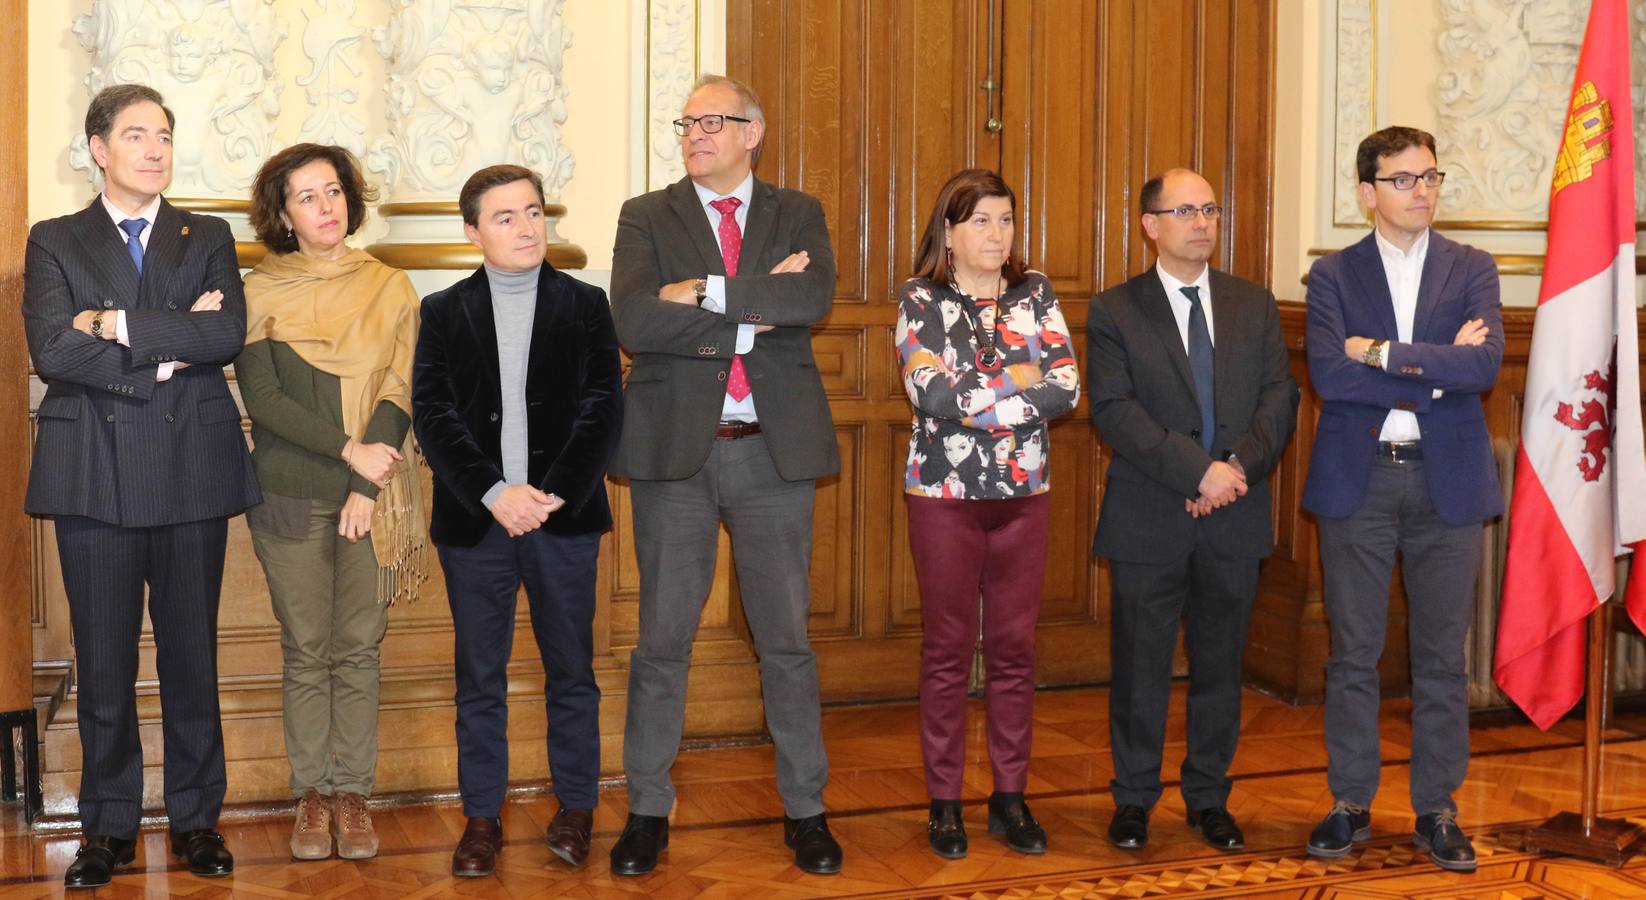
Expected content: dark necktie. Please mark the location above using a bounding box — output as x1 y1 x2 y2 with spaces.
1182 285 1216 452
708 197 750 402
120 218 147 275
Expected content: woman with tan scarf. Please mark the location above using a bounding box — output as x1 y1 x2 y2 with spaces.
236 143 424 862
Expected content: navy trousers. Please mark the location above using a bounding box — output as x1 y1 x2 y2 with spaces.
437 522 602 816
56 515 230 838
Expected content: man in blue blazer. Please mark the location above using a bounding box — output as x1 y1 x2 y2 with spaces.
1301 126 1503 873
23 84 260 888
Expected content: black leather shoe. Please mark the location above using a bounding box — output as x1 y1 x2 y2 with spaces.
1414 812 1476 872
1186 806 1245 851
783 813 842 875
1107 804 1149 849
63 835 137 889
609 813 668 876
1307 801 1371 858
170 829 234 877
451 817 502 877
987 792 1047 855
927 801 967 859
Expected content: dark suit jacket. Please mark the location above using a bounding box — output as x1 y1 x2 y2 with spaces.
1088 268 1299 563
1301 230 1504 525
412 263 623 547
22 197 260 527
608 175 839 482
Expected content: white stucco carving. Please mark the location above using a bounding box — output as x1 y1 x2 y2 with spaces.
647 0 695 190
1331 0 1375 226
69 0 288 196
368 0 575 200
295 0 369 157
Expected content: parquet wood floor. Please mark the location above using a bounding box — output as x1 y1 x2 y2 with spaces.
4 685 1646 898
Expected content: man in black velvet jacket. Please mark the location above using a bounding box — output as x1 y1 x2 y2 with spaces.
412 165 623 876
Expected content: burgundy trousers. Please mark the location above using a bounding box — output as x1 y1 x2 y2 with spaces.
905 492 1050 799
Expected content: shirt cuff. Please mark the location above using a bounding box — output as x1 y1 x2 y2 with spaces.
481 481 508 510
156 362 175 382
115 310 130 347
1378 341 1390 370
701 275 727 313
735 323 755 354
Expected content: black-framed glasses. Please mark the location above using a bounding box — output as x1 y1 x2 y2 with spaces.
672 114 753 136
1374 170 1445 191
1144 203 1223 220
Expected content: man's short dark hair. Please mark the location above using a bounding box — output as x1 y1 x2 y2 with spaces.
85 83 175 144
1356 126 1436 184
459 165 546 227
1139 175 1165 216
249 143 378 254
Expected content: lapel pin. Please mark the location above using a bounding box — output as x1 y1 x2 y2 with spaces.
180 226 189 236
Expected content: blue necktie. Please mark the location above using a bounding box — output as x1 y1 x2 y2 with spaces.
119 218 147 275
1182 285 1216 452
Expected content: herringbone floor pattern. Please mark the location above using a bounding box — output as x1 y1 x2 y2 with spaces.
4 685 1646 898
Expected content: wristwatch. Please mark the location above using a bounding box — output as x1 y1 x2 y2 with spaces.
90 311 105 340
1361 338 1387 369
692 277 709 306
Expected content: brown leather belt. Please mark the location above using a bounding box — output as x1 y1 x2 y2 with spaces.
715 421 762 440
1375 440 1423 462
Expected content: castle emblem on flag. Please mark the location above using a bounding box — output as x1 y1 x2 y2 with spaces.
1552 81 1613 195
1554 366 1615 482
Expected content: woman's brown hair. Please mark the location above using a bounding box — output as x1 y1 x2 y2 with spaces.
249 143 377 254
911 168 1027 289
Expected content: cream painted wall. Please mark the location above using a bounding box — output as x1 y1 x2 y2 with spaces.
27 1 639 273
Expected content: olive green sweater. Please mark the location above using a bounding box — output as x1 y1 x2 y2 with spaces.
234 339 411 501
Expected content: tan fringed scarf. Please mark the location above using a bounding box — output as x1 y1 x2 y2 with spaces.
243 249 429 606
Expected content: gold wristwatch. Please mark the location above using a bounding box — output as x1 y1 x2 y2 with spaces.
693 277 709 306
1362 339 1386 368
90 311 105 340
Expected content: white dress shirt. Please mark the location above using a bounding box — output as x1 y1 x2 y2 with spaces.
100 193 175 382
692 172 758 421
1155 261 1215 351
1373 227 1430 442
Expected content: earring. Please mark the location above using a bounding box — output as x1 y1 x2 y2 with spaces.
945 247 954 273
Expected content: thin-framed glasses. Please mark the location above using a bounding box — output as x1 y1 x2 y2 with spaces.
672 114 753 136
1373 170 1446 191
1144 203 1223 220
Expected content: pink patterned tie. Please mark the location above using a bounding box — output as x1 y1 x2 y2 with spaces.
709 196 751 402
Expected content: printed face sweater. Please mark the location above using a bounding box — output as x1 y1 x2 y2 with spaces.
895 271 1080 499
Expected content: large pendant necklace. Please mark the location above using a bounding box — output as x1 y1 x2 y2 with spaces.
953 274 1006 373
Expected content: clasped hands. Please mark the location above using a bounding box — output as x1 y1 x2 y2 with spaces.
657 251 812 334
491 485 565 537
73 290 225 372
1343 318 1487 363
1186 458 1246 519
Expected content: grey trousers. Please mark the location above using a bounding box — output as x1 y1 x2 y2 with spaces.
1317 458 1481 815
250 498 388 798
623 435 828 819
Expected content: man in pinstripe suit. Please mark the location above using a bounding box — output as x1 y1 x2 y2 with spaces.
22 84 261 889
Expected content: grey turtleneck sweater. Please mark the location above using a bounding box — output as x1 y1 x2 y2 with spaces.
480 263 539 510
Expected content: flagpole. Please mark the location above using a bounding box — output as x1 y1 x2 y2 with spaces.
1522 601 1644 865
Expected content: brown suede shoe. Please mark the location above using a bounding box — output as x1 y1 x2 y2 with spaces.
545 807 594 868
290 789 332 860
451 817 503 877
334 792 379 860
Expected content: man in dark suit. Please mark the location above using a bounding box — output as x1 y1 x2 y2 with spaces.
22 84 260 888
1301 126 1502 873
606 74 842 877
1087 168 1298 853
412 165 623 876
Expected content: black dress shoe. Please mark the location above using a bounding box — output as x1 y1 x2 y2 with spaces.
1414 812 1477 872
1306 801 1371 858
63 835 137 889
927 801 967 859
987 792 1047 855
609 813 668 876
170 829 234 877
1107 804 1149 849
1186 806 1245 851
451 817 502 877
783 813 842 875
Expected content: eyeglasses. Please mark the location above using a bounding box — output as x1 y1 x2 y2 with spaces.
1144 203 1223 220
1373 170 1446 191
672 114 753 136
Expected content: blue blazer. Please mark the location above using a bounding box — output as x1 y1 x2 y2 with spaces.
1301 230 1504 525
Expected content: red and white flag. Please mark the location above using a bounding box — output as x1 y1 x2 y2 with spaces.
1494 0 1646 731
